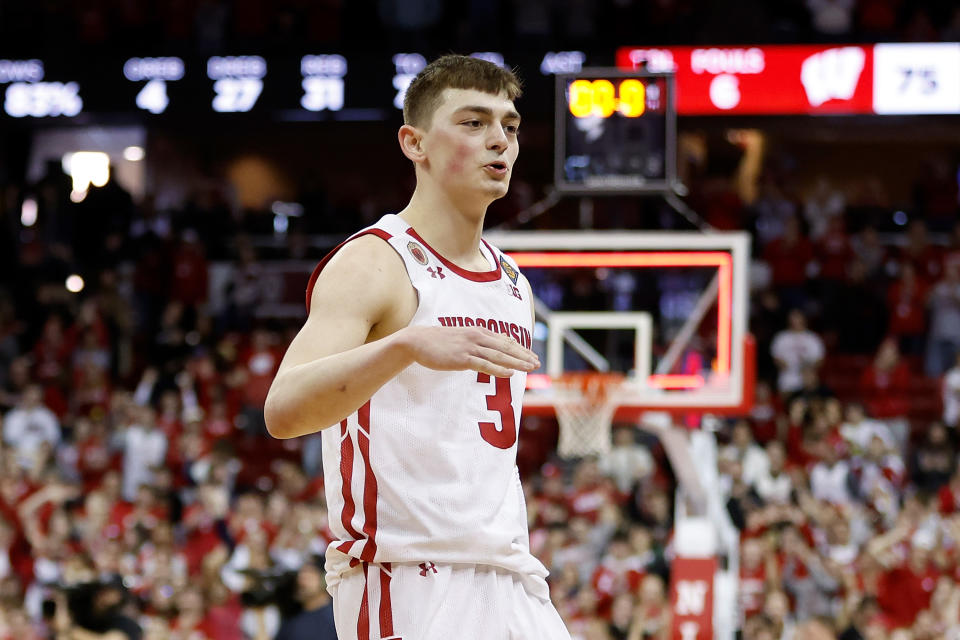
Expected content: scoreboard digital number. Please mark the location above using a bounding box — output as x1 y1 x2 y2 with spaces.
555 70 676 194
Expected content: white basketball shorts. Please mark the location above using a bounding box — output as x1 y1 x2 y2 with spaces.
331 561 571 640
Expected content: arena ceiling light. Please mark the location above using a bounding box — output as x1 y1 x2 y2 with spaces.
61 151 110 199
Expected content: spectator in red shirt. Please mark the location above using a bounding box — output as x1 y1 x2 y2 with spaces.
898 220 943 285
231 328 281 437
887 263 929 356
938 468 960 514
859 338 911 422
814 215 852 283
170 229 209 308
763 216 814 310
170 584 217 640
877 531 940 630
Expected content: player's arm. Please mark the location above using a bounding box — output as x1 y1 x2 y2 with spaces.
264 236 540 439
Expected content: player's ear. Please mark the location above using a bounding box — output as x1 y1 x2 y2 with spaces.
398 124 426 164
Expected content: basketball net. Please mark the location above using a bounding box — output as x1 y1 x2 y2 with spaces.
551 373 626 459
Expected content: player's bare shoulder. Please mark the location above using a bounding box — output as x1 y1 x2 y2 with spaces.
308 234 418 342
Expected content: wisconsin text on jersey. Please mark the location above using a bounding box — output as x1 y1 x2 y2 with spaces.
436 316 533 349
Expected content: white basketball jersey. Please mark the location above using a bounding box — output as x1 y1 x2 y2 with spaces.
307 214 549 598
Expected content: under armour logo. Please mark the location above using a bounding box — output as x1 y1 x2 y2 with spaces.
427 266 445 279
418 562 438 576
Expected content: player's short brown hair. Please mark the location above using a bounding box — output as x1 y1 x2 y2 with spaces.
403 54 522 128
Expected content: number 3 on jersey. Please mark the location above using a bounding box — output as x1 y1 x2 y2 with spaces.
476 373 517 449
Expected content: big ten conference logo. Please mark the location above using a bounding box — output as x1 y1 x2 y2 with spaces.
800 47 866 107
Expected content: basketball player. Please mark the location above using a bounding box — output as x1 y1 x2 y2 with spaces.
264 55 571 639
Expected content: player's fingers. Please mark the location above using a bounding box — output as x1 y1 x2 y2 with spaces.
476 330 539 364
466 356 515 378
474 346 537 372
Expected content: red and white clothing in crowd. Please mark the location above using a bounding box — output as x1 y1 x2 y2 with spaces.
771 328 825 394
810 458 855 506
739 562 772 621
860 360 910 419
236 336 281 411
877 560 940 629
590 552 653 614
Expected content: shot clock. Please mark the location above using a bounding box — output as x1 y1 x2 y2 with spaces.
555 69 677 194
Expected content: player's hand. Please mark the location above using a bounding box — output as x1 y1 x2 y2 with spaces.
399 326 539 378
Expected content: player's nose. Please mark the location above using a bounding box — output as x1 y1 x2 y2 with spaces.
486 125 508 151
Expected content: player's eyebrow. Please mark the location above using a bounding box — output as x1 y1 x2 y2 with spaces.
456 106 522 122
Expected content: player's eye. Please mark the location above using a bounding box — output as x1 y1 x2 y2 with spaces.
462 120 483 128
505 124 519 135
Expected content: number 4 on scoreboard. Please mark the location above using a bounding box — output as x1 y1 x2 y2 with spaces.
136 79 169 114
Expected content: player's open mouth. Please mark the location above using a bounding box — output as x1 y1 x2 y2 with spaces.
485 162 508 175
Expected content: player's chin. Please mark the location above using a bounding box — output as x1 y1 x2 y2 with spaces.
482 178 510 199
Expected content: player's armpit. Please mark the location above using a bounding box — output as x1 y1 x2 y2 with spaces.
264 235 418 439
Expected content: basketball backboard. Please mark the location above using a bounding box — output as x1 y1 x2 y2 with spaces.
484 230 754 423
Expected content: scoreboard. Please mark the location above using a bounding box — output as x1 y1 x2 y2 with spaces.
1 43 957 123
555 70 676 194
0 51 588 122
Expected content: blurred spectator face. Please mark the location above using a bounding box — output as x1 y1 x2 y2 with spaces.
583 619 612 640
732 420 752 449
828 518 851 544
789 398 808 424
49 507 71 540
638 574 665 605
0 517 13 548
926 422 948 446
573 458 601 488
628 525 652 554
824 398 842 425
742 539 764 570
612 426 635 447
295 563 325 603
266 492 290 523
766 441 786 472
607 536 630 560
794 620 836 640
135 485 157 509
21 384 43 408
610 593 634 628
101 470 121 499
176 585 205 617
543 473 565 497
875 338 899 369
159 390 179 415
143 616 172 640
845 403 865 424
763 590 789 623
152 521 174 547
866 435 887 461
569 517 591 543
787 310 806 332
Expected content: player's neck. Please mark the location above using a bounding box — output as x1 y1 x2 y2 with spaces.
399 184 489 268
